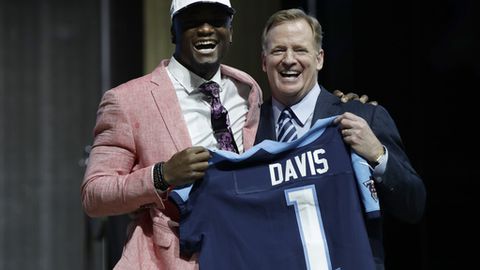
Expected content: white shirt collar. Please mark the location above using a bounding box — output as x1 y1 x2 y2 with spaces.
272 84 321 127
167 56 222 94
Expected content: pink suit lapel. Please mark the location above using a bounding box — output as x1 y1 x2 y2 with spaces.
150 60 192 151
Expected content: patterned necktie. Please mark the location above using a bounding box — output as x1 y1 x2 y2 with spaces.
199 81 239 153
277 108 298 142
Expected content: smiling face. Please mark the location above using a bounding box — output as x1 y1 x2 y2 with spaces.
171 4 233 79
262 19 323 106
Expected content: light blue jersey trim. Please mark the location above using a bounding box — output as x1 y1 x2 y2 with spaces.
209 116 337 163
172 116 381 216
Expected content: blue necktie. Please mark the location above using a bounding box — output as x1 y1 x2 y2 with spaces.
277 108 298 143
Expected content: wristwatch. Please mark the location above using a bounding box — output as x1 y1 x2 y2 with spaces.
369 146 385 167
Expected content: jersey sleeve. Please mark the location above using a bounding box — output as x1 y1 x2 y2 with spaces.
351 152 381 218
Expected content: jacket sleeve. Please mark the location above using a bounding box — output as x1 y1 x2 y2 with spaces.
370 105 426 223
81 90 163 217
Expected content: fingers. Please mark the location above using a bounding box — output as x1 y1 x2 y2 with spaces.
188 146 210 154
162 146 213 186
192 149 211 162
334 91 377 106
332 89 345 98
341 128 354 137
334 112 359 125
190 159 209 171
183 146 211 162
358 94 369 104
342 93 359 103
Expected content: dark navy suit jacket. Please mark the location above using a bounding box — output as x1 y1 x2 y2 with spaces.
255 85 426 269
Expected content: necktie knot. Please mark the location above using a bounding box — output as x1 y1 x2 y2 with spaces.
199 81 225 119
199 81 220 98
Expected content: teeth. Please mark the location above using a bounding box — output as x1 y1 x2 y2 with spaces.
195 40 216 47
280 70 300 77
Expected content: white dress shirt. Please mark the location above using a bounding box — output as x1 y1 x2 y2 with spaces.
167 57 250 153
272 84 320 138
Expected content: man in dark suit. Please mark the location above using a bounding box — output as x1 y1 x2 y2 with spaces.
255 8 426 270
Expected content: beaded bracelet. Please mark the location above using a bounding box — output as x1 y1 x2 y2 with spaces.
153 162 171 191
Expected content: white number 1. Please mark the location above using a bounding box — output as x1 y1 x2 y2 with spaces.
285 184 332 270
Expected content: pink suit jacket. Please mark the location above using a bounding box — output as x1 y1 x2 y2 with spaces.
81 59 262 269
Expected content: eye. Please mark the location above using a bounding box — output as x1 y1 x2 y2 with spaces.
181 20 201 30
209 16 231 27
179 16 230 30
271 48 285 55
294 48 308 55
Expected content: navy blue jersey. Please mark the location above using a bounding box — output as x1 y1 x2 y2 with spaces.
171 117 378 270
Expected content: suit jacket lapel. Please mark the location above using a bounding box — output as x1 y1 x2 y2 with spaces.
150 61 192 150
220 64 263 151
254 99 276 144
312 85 344 122
256 86 343 145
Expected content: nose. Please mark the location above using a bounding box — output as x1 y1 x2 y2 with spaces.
281 50 296 66
198 22 215 35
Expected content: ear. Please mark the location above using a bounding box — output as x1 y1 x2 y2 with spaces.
261 52 267 72
229 25 233 44
316 49 324 70
170 25 176 44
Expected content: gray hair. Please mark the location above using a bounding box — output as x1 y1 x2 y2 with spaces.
261 8 323 52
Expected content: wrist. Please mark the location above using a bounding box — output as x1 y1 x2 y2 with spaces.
153 162 171 191
369 146 385 167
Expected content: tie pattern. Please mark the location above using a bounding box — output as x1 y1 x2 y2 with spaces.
199 81 239 153
277 108 298 142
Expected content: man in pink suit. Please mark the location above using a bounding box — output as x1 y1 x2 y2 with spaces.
81 0 262 269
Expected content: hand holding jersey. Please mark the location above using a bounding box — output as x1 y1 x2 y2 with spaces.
162 146 211 187
334 112 385 167
171 118 380 270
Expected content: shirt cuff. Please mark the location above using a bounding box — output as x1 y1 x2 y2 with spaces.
372 146 388 183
